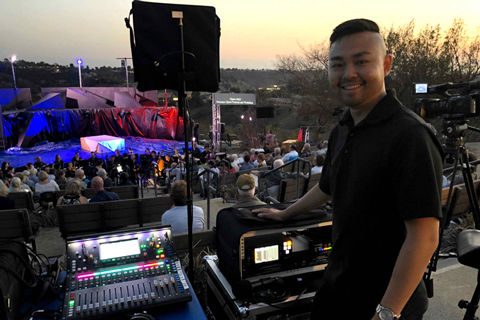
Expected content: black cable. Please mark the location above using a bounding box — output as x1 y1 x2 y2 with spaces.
0 248 37 287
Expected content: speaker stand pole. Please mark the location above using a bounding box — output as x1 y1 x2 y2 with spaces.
263 119 266 150
174 11 195 284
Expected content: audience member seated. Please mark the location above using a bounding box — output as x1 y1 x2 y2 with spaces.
118 172 133 186
66 169 88 190
300 143 312 158
89 177 120 203
0 181 15 209
65 170 74 180
55 170 67 185
311 154 325 174
29 168 39 184
34 156 47 169
255 153 268 168
22 170 36 192
57 180 88 205
230 154 239 172
35 171 60 197
161 180 204 235
273 147 282 161
232 174 266 208
252 159 301 201
4 173 13 187
282 144 299 163
14 173 32 192
239 154 255 171
316 140 328 155
97 169 113 187
9 177 29 192
45 167 55 181
249 149 257 163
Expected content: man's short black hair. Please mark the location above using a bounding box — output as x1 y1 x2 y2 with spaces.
330 19 380 46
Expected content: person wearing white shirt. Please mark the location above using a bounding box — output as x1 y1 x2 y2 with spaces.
282 145 299 163
161 180 204 235
311 154 325 175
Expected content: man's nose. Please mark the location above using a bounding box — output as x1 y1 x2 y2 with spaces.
343 63 357 79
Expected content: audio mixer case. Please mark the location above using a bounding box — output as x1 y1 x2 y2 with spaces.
216 204 332 285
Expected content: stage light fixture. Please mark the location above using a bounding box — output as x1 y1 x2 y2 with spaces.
241 115 244 120
249 117 252 121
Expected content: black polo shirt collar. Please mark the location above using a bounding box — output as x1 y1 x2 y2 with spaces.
339 89 401 128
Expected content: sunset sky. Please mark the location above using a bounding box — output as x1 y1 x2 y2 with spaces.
1 0 479 69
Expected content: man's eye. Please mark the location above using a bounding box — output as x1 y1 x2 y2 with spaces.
331 63 343 68
358 60 368 65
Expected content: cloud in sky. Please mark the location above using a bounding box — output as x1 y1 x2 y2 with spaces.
1 0 479 68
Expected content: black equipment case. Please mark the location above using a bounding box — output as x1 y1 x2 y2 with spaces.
216 204 332 284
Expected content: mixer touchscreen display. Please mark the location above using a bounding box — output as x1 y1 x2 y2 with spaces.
99 239 140 260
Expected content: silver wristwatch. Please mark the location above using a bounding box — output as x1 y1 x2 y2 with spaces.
376 304 401 320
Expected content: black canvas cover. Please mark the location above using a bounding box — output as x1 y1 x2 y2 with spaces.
216 204 331 283
128 1 220 92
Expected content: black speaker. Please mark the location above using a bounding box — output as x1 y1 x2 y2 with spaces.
220 123 225 133
256 107 274 119
127 1 221 92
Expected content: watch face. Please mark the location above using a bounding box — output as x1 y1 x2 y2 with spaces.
379 309 394 320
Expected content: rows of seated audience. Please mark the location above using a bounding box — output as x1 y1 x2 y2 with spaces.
0 142 329 234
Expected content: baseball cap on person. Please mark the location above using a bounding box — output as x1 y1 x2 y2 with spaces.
237 174 255 191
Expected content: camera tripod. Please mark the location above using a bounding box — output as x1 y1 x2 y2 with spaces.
424 119 480 320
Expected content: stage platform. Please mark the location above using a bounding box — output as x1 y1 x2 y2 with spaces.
80 135 125 153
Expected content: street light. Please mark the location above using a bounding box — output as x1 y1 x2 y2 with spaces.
76 59 83 88
10 55 17 89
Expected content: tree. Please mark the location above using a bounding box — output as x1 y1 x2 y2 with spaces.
275 19 480 126
275 41 339 130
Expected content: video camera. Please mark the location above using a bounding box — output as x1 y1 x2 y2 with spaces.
413 81 480 120
413 81 480 161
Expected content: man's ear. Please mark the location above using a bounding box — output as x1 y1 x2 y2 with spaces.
384 54 393 77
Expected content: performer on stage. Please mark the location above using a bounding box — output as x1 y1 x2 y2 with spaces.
254 19 442 320
71 152 82 167
54 154 64 169
88 152 98 167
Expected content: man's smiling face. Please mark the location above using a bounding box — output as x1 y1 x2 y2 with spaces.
328 31 392 112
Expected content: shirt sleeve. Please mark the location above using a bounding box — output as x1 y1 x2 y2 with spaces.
390 124 443 221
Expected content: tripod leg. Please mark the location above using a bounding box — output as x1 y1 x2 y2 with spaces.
461 269 480 320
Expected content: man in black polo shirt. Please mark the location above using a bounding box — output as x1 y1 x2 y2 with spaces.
254 19 442 320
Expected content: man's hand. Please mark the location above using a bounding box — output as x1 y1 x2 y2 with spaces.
252 208 285 221
370 313 380 320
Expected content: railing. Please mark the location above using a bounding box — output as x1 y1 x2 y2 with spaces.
191 168 219 230
263 157 312 204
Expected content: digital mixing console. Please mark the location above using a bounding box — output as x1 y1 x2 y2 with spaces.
61 226 191 320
